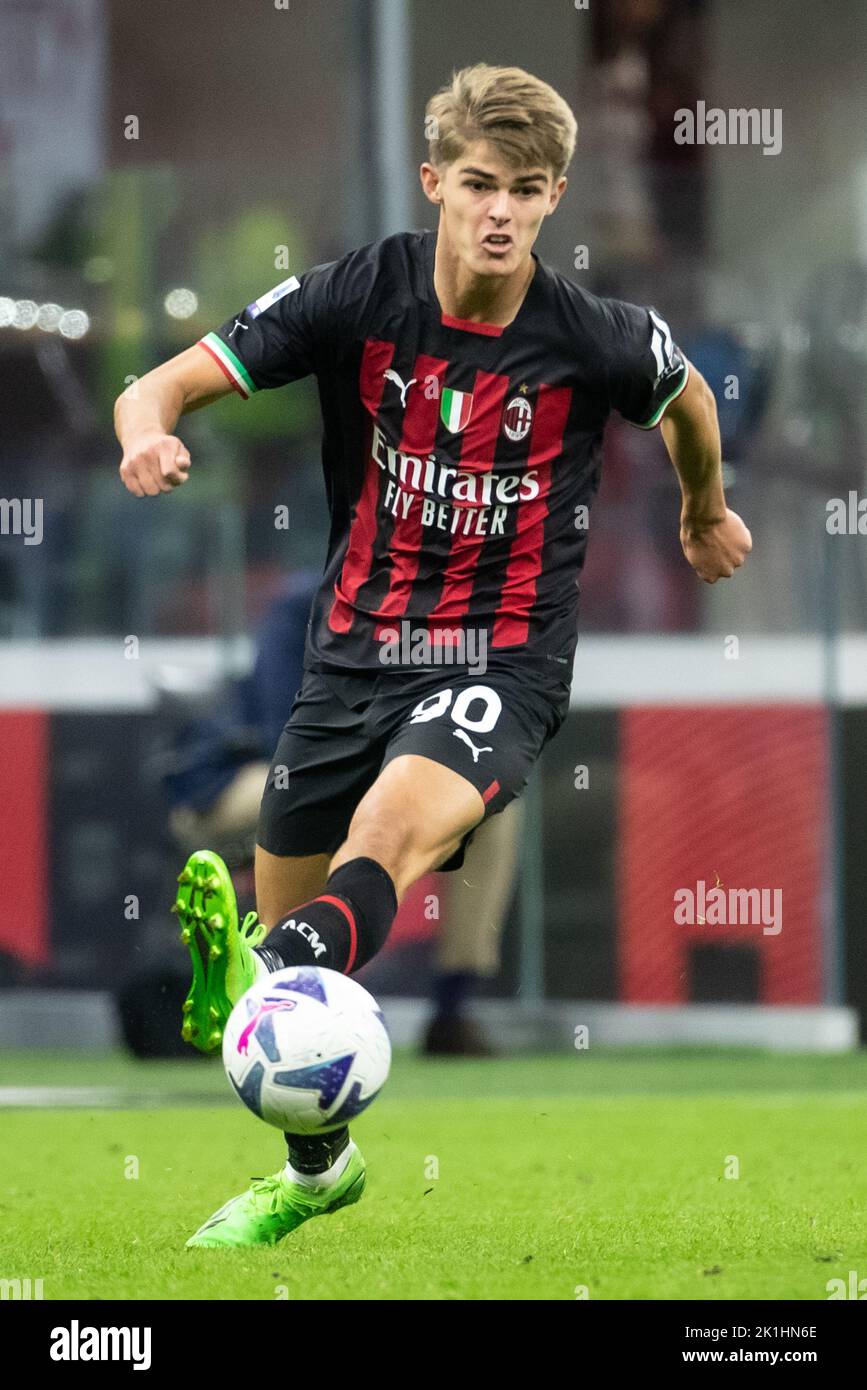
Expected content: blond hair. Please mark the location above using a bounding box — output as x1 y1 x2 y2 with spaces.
426 64 577 181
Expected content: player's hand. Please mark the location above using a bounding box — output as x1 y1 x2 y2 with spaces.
119 431 192 497
680 507 752 583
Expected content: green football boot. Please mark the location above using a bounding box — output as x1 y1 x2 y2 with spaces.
185 1144 366 1248
172 850 267 1054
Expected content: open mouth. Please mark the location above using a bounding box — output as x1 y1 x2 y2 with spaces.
482 235 513 252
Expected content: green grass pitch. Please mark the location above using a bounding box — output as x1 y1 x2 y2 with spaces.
1 1047 865 1301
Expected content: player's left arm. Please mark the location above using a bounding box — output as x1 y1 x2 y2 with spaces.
659 362 752 584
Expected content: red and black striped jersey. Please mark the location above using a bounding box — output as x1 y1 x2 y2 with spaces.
199 230 688 677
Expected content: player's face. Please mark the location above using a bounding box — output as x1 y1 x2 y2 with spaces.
421 139 566 278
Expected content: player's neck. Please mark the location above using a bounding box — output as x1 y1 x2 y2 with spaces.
432 232 536 328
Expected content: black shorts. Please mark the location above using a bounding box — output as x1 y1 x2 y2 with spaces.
257 662 571 871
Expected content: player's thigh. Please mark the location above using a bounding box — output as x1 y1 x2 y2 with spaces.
331 753 484 895
254 847 331 928
380 671 567 819
359 669 568 890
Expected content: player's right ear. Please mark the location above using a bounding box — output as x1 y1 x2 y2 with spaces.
419 162 443 205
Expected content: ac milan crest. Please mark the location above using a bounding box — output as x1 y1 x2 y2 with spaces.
502 394 533 442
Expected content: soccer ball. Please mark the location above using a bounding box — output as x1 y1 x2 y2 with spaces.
221 966 391 1134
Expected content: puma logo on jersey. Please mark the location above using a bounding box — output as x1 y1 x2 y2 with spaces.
279 918 326 958
453 728 493 762
228 318 249 336
383 368 417 408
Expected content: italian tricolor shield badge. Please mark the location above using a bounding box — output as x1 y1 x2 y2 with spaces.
440 387 473 433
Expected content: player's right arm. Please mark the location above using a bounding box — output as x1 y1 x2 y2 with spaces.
115 344 233 498
116 257 348 497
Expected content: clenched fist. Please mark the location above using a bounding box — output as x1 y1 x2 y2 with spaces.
119 432 191 497
681 507 752 583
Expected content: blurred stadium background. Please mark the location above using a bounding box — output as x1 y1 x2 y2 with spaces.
1 0 867 1064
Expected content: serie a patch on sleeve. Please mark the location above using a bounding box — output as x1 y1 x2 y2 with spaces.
246 275 300 319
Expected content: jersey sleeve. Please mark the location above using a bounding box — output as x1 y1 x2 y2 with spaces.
605 300 690 428
197 260 339 399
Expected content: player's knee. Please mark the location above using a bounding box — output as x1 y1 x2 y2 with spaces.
343 804 416 876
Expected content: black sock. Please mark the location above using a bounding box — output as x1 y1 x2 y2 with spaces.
434 970 478 1017
255 857 398 975
284 1125 350 1174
